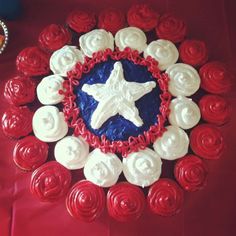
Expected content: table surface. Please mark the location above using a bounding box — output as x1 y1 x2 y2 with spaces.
0 0 236 235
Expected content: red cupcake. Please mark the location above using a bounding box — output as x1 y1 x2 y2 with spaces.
30 161 71 202
147 178 184 216
200 61 232 94
190 124 224 160
107 182 145 222
199 95 231 125
4 76 36 106
66 180 105 222
13 136 48 171
179 39 208 66
174 155 208 192
127 4 159 32
38 24 72 51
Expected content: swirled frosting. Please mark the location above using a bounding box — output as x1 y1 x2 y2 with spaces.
50 45 84 77
115 27 147 53
54 136 89 170
83 148 122 187
123 148 162 187
36 75 65 105
144 39 179 71
153 125 189 160
169 96 201 129
32 106 68 142
166 63 200 97
79 29 114 58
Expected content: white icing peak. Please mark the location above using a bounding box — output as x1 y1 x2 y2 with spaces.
169 96 201 129
144 39 179 71
54 136 89 170
81 61 156 129
36 75 64 105
83 148 122 187
79 29 114 58
50 45 84 77
153 125 189 160
115 27 147 53
166 63 200 97
32 106 68 142
123 148 162 188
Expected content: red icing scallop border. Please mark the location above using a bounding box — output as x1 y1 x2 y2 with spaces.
61 47 171 157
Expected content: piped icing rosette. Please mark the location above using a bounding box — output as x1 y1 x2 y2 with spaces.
66 180 105 222
107 182 145 222
115 27 147 53
153 125 189 160
174 155 208 192
123 148 162 187
147 179 184 216
32 106 68 142
13 136 48 171
54 136 89 170
199 95 231 125
36 75 65 105
168 96 201 129
30 161 71 202
166 63 200 97
79 29 114 58
83 149 122 187
50 45 84 77
190 124 224 160
144 39 179 71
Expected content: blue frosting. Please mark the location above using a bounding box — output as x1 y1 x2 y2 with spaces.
75 59 161 141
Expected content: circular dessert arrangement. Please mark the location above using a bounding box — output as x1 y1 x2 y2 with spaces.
2 4 232 222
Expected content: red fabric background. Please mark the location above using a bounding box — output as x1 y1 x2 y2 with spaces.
0 0 236 235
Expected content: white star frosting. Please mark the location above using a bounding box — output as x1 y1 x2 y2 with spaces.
81 61 156 129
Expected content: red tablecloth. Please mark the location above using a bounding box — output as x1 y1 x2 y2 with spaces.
0 0 236 235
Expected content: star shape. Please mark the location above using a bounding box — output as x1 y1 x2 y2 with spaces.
81 61 156 129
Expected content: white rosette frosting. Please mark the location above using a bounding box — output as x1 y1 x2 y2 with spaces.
79 29 114 58
169 96 201 129
115 27 147 53
54 136 89 170
123 148 162 188
50 45 84 77
36 75 64 105
83 148 122 187
144 39 179 71
153 125 189 160
32 106 68 142
166 63 200 97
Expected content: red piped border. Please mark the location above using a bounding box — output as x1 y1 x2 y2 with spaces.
61 47 171 157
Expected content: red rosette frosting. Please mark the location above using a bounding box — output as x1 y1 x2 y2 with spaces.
66 180 105 222
66 10 96 33
13 136 48 171
127 4 159 32
38 24 72 51
107 182 145 222
174 155 208 192
199 95 231 125
30 161 71 202
4 76 36 106
156 13 187 43
16 47 50 77
199 61 232 94
179 39 208 66
147 179 184 216
98 8 125 35
190 124 224 160
2 106 33 139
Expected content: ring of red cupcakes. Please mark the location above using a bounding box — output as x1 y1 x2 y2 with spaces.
1 2 233 223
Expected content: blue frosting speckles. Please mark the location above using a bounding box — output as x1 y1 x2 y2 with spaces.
75 59 161 141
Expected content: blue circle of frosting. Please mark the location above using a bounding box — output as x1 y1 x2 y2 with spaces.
75 59 161 141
